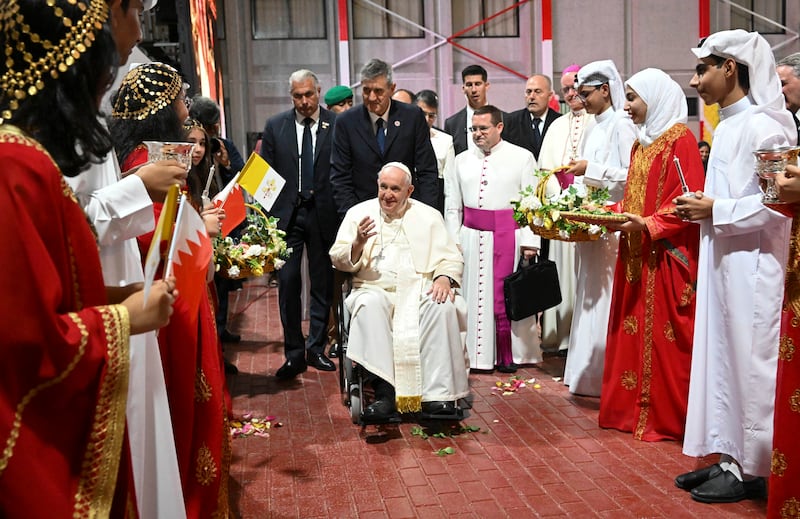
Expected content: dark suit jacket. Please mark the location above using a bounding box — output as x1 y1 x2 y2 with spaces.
794 113 800 144
444 108 469 156
503 107 562 161
260 107 339 244
330 102 439 214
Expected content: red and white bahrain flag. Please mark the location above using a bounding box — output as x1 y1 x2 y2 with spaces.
165 194 213 324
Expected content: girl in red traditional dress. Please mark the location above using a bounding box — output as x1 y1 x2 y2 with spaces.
769 162 800 517
599 68 704 441
0 1 176 516
109 63 231 518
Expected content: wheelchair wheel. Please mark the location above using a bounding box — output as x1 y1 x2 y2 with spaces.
348 383 362 424
343 356 363 423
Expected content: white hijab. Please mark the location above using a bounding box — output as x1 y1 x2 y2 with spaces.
625 68 688 148
577 59 626 111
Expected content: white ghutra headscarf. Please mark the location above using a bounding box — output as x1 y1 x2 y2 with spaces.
577 59 626 111
691 29 793 129
625 68 688 148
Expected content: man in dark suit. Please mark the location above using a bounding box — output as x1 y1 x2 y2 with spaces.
776 53 800 143
331 58 439 215
504 74 562 162
261 69 338 379
444 64 491 156
503 74 561 262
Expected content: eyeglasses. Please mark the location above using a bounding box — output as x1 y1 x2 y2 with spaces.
576 86 601 103
561 85 577 95
469 125 494 133
422 111 437 120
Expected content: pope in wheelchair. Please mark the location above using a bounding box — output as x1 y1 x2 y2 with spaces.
329 162 470 423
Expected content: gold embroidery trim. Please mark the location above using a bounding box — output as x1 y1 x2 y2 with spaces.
623 125 687 283
623 316 638 335
196 444 218 486
785 214 800 319
634 247 658 440
0 311 92 478
790 389 800 414
781 335 796 362
195 368 212 403
663 321 675 342
679 283 695 308
621 370 637 390
772 448 787 477
213 405 232 519
73 304 130 519
780 497 800 518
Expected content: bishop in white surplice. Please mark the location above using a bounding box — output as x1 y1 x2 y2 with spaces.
447 107 542 371
538 66 597 352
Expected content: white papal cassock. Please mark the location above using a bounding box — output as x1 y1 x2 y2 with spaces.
537 109 596 351
447 140 542 370
66 151 186 518
330 199 470 407
683 97 794 477
563 107 635 396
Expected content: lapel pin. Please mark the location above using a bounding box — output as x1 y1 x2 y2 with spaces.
394 120 400 127
321 121 329 129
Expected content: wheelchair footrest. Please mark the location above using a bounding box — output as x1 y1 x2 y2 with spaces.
419 408 464 421
360 412 402 426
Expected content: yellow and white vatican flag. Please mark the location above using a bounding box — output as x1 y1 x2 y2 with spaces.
237 152 285 211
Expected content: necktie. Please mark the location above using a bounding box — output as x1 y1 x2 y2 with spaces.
300 117 313 199
532 117 542 146
376 118 386 154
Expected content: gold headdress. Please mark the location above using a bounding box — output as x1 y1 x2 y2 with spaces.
0 0 109 123
183 117 204 133
111 62 184 120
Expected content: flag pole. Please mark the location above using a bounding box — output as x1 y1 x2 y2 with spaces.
164 194 188 280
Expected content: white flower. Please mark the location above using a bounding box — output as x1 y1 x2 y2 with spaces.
556 192 576 210
273 258 286 270
533 216 544 227
227 265 241 277
550 209 561 222
243 244 264 258
519 194 542 211
558 230 570 239
588 224 602 235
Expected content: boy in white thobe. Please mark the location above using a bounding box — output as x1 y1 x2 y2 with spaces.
674 29 797 504
561 60 636 396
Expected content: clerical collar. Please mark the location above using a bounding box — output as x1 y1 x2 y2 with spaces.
295 107 320 125
719 96 751 121
480 140 503 157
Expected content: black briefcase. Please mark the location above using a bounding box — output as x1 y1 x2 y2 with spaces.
503 256 562 321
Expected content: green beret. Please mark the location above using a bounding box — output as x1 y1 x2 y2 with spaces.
324 85 354 106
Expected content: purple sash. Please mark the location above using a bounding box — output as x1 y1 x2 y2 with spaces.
463 206 517 366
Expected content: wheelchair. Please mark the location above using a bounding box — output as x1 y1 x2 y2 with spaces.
332 270 467 425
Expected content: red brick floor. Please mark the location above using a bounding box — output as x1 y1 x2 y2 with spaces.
224 278 767 518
